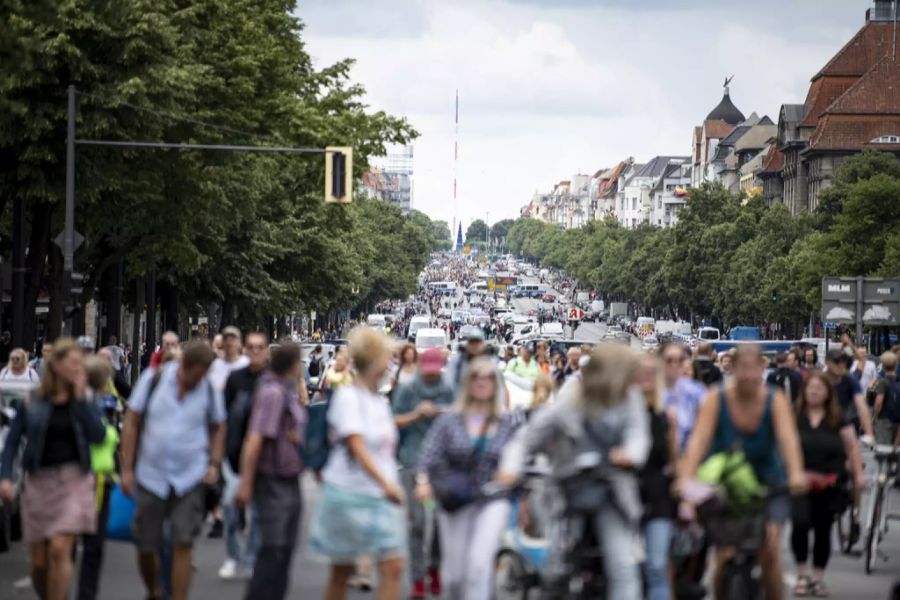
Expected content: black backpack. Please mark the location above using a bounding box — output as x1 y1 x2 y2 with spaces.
226 389 254 472
882 375 900 424
308 356 321 378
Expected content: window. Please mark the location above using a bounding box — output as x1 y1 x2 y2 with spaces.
657 199 662 209
871 135 900 144
632 198 637 210
665 184 675 192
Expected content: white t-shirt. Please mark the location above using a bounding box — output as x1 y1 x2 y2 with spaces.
323 384 399 498
0 367 40 383
207 355 250 392
105 345 126 371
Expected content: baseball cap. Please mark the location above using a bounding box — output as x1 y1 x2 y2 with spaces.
464 328 486 342
221 326 242 340
419 348 445 375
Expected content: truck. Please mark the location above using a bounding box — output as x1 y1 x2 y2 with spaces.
656 320 692 337
729 326 762 341
609 302 628 319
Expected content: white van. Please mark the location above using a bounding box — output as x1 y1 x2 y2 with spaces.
366 314 387 329
407 316 432 341
415 328 448 350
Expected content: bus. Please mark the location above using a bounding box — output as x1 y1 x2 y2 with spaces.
427 281 458 295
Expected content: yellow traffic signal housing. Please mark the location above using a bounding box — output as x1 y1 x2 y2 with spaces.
325 146 353 203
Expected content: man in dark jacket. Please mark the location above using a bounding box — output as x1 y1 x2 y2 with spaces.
766 351 803 405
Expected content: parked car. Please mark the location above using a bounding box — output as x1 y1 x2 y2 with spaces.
541 294 555 303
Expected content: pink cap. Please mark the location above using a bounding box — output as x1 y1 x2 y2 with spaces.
419 348 445 375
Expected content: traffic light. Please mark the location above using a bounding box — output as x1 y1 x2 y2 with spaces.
325 146 353 204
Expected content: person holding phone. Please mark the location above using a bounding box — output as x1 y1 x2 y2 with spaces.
0 338 106 600
393 348 455 598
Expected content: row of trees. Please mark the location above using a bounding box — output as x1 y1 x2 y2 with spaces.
505 151 900 332
465 218 516 248
1 1 443 348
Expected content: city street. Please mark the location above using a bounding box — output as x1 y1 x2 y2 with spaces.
1 473 898 598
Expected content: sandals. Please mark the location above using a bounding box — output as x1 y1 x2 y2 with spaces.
793 575 811 597
810 579 830 597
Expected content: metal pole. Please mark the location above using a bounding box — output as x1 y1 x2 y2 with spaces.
856 275 864 348
63 85 76 333
11 197 25 348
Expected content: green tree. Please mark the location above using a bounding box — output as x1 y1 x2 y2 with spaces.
490 218 515 246
466 219 489 245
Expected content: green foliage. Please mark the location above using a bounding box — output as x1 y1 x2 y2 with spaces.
507 153 900 328
0 0 427 337
465 219 488 244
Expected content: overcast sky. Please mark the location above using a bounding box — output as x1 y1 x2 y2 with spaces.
298 0 872 228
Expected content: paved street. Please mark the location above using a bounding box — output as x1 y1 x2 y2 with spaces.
1 471 898 599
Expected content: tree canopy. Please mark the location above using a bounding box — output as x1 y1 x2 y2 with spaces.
0 0 441 344
505 150 900 331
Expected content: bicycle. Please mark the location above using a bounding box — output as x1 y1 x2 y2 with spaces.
862 444 900 574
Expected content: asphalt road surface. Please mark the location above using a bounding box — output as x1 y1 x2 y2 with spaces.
1 472 897 599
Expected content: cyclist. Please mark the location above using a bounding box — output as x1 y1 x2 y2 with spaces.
522 344 649 599
678 344 807 600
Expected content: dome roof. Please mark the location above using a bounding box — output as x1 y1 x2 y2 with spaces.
706 89 746 125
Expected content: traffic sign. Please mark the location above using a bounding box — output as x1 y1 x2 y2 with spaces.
568 308 585 321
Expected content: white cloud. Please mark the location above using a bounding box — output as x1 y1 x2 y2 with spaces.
298 0 872 227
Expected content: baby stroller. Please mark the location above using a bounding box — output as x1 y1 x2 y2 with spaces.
493 468 549 600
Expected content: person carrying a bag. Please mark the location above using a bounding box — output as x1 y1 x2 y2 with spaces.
415 356 519 600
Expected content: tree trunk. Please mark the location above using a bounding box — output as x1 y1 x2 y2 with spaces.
46 246 63 341
23 202 53 351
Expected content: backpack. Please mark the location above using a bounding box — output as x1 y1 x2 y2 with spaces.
882 375 900 424
302 392 333 472
308 356 321 378
226 389 254 472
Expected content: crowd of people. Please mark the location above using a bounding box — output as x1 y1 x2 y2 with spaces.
0 303 898 600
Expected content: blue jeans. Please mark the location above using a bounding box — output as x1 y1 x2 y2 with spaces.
643 518 673 600
594 506 642 600
223 463 261 567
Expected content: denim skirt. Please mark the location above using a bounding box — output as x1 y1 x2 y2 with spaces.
308 483 406 563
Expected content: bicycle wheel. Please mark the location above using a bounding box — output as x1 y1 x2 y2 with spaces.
864 485 884 574
494 551 530 600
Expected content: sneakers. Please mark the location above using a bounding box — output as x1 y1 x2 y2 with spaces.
411 579 426 599
429 567 442 596
218 559 252 580
348 573 373 591
208 518 223 539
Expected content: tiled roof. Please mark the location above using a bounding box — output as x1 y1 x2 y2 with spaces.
703 119 735 140
825 55 900 115
760 142 785 174
719 125 751 147
780 103 807 125
812 22 895 80
803 22 895 127
734 124 778 153
808 56 900 150
634 156 689 179
808 116 900 150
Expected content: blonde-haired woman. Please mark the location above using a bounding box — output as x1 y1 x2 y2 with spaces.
416 356 520 599
522 344 650 599
635 353 678 600
0 338 106 600
309 326 406 600
0 347 40 383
